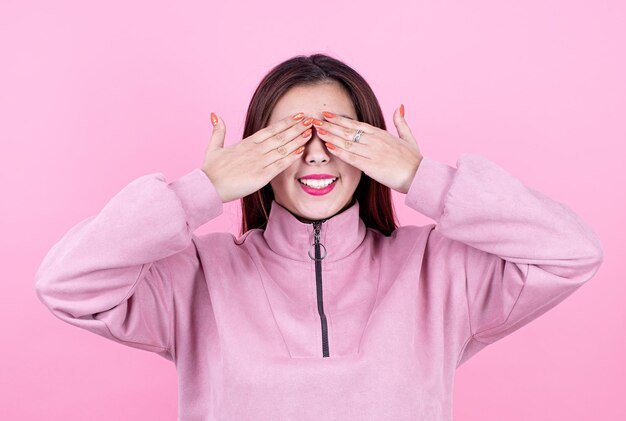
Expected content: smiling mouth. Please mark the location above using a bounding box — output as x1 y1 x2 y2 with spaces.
297 177 338 189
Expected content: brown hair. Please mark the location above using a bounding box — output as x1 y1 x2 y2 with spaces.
239 53 399 237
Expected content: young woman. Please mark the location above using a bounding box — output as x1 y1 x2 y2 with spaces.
35 54 604 420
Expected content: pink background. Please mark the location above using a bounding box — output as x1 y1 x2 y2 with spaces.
1 0 623 419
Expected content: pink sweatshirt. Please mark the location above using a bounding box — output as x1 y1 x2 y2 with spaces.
34 154 604 420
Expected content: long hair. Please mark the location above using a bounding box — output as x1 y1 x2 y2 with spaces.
239 53 399 237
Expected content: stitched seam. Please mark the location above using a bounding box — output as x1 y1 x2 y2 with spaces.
356 233 383 355
97 319 170 351
394 225 432 281
97 263 170 352
163 257 176 361
246 244 293 357
463 251 475 341
456 333 473 367
459 244 478 361
378 225 436 355
471 262 530 344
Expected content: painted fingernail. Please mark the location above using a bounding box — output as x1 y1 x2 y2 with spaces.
303 117 314 126
294 146 305 155
322 111 334 119
301 128 312 137
399 104 405 118
325 142 336 150
317 128 328 135
210 112 218 126
312 119 323 126
292 112 305 121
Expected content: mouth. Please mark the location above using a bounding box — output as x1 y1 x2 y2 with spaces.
297 177 338 196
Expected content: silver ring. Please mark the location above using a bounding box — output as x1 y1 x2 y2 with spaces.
308 243 327 261
352 129 364 143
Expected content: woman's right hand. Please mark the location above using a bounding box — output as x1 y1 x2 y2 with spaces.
201 112 314 203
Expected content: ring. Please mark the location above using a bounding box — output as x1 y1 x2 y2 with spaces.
352 129 364 143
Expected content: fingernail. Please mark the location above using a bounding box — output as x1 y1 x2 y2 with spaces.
294 146 305 155
301 128 312 137
303 117 314 126
317 128 328 135
399 104 405 118
211 112 218 126
292 112 305 121
325 142 336 150
312 119 323 126
322 111 334 119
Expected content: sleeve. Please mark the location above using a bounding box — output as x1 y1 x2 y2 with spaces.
404 154 604 366
34 168 224 362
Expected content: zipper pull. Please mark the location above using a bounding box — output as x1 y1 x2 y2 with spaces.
308 220 327 261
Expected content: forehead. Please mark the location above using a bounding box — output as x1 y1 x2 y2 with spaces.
269 81 357 122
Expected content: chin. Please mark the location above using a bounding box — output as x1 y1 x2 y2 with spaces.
292 206 335 222
293 198 352 221
272 183 355 222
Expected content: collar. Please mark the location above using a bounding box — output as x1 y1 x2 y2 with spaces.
263 199 367 262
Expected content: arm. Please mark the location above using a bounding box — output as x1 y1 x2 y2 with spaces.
405 154 604 366
34 168 223 361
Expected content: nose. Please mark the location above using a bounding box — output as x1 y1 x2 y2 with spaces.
302 127 331 164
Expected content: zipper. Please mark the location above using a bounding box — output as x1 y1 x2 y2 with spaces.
309 220 329 358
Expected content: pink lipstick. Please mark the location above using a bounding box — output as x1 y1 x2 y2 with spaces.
297 174 338 196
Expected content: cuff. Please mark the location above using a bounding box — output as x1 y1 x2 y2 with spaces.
169 168 224 231
404 156 456 221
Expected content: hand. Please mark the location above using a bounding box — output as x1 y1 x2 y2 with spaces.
201 112 314 203
316 107 424 194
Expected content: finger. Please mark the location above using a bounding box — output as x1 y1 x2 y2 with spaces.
263 149 303 178
316 119 374 146
324 139 370 169
316 128 369 158
258 117 314 155
317 130 371 170
261 132 316 178
320 111 374 133
393 105 416 143
208 112 226 150
262 126 314 167
251 112 308 144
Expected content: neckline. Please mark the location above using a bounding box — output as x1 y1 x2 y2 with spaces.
262 199 367 262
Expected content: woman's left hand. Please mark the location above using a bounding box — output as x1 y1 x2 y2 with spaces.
317 106 423 194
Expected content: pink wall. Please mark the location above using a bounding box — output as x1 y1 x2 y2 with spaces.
1 0 623 419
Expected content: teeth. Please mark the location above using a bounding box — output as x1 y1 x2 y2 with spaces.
299 178 337 189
